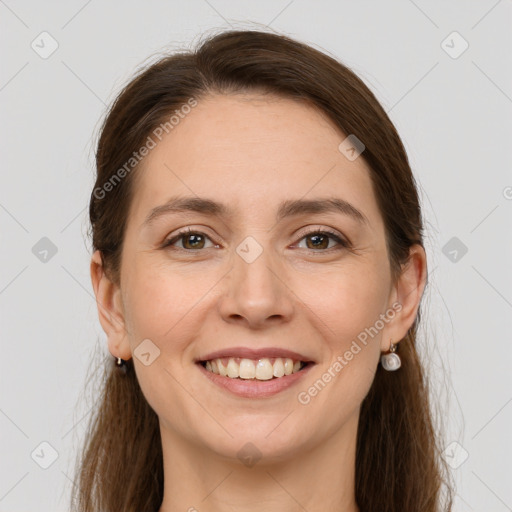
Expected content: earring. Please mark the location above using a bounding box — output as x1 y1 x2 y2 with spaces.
380 341 401 371
115 356 128 374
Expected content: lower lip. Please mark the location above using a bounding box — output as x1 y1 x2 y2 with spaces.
196 362 315 398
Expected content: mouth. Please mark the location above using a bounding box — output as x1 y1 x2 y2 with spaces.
197 357 314 381
196 356 316 398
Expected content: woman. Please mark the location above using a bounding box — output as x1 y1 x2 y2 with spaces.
72 29 454 511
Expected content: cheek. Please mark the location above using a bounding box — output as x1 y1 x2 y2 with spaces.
296 259 390 345
122 260 216 346
124 271 174 337
294 264 388 415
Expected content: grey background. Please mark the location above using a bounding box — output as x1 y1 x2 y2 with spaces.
1 1 511 510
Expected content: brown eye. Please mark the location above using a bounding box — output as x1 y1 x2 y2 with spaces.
162 228 215 251
181 233 206 249
297 230 349 251
305 233 330 250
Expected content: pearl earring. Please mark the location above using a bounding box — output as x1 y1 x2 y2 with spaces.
380 341 401 371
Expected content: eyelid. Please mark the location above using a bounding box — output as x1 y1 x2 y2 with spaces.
162 225 351 251
295 225 350 246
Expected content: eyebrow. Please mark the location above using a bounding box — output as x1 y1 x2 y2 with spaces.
142 195 369 228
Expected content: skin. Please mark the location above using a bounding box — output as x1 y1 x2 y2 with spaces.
90 93 427 512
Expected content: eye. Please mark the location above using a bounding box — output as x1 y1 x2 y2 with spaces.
162 227 217 251
161 227 350 253
294 228 350 252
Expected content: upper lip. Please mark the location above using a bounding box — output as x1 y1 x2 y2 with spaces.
196 347 316 363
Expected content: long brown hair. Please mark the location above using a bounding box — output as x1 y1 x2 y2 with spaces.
71 28 454 512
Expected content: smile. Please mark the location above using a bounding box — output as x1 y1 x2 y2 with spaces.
196 358 315 398
201 357 307 380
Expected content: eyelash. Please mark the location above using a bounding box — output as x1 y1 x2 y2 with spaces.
161 227 351 254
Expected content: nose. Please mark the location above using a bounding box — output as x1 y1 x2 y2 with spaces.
218 241 294 329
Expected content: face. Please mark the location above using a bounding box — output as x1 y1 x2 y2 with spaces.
99 93 415 463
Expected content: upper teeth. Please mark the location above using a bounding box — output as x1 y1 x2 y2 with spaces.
204 357 304 380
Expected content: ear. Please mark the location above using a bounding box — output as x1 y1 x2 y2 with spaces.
90 250 132 361
382 244 427 351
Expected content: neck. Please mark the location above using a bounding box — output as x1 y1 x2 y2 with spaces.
157 412 360 512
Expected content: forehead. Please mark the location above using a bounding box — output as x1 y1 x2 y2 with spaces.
128 93 382 231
